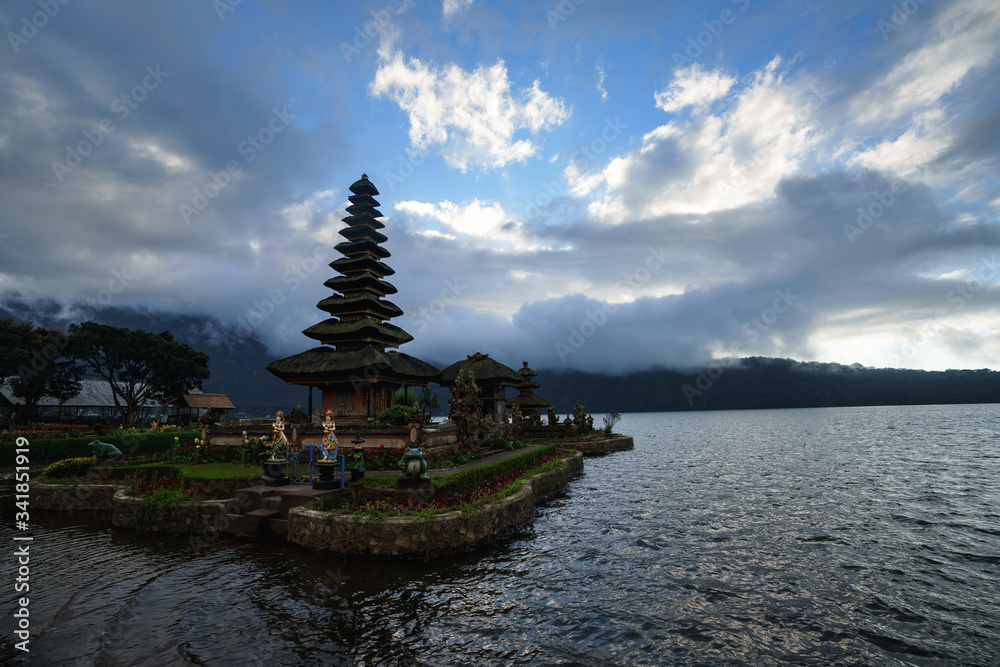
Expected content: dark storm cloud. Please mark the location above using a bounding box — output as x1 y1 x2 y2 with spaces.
1 0 997 375
394 167 1000 373
0 1 349 302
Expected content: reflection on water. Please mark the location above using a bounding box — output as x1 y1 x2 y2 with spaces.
3 404 1000 665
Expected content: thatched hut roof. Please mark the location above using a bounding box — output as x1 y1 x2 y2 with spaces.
179 391 235 410
438 353 522 387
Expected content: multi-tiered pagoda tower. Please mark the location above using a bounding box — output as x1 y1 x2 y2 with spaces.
267 174 440 424
508 361 552 425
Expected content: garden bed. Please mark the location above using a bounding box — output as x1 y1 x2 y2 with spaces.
287 448 584 558
80 461 262 496
30 445 590 559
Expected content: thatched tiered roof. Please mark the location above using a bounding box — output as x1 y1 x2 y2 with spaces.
509 361 552 412
266 346 440 384
439 353 522 387
267 174 440 386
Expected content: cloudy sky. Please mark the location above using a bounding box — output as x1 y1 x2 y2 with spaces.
1 0 998 374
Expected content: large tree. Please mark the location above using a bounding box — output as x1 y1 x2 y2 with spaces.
0 318 37 379
69 322 210 424
1 322 79 423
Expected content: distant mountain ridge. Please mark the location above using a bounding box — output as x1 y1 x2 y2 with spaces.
536 358 1000 414
3 300 998 416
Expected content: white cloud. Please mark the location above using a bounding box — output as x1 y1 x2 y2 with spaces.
850 0 1000 126
654 64 735 113
844 107 953 177
442 0 474 20
587 58 819 221
564 158 606 197
127 139 192 173
596 61 608 102
370 51 571 171
395 198 551 251
278 189 342 232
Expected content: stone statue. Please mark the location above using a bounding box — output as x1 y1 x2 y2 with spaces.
269 411 289 461
321 409 338 460
398 419 429 487
88 440 122 460
398 448 429 479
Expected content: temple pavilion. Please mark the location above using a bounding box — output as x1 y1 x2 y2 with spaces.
266 174 441 424
439 353 522 420
507 361 553 425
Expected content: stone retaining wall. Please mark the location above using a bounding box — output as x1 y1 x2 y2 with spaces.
529 435 634 456
32 448 592 558
287 451 584 559
33 483 124 512
111 490 229 533
207 425 459 450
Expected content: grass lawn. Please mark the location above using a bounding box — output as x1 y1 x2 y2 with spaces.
107 461 260 481
173 463 260 480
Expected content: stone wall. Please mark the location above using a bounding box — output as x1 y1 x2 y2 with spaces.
287 451 584 559
33 483 123 512
111 490 229 533
206 424 459 451
530 435 634 456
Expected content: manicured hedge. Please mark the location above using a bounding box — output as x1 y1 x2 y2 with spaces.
0 431 200 465
432 444 557 496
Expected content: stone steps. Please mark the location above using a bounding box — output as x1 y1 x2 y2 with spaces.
227 485 343 539
225 508 280 536
263 518 288 538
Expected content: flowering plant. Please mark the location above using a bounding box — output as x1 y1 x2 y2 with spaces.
1 424 90 441
162 436 215 463
361 445 406 470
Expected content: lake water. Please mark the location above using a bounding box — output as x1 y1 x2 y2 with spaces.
3 404 1000 665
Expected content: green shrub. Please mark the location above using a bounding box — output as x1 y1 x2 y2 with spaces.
351 476 397 488
393 387 417 407
376 404 414 425
96 464 182 485
41 456 97 479
602 410 621 436
132 489 195 529
433 444 556 496
0 430 199 465
238 437 267 464
116 431 201 457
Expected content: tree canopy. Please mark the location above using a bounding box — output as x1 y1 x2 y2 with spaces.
2 324 82 423
68 322 210 424
0 318 38 380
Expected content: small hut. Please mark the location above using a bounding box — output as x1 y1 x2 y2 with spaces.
508 361 553 425
173 389 235 424
439 353 522 420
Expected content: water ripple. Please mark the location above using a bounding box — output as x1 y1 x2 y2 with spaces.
4 404 1000 665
